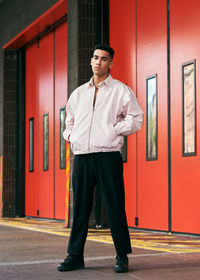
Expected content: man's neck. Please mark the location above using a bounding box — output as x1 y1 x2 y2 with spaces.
93 74 109 87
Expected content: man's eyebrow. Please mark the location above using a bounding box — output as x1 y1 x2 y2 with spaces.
93 55 109 59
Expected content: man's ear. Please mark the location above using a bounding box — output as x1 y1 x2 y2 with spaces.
109 61 113 69
90 57 93 65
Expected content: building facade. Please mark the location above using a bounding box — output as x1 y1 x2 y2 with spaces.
0 0 200 235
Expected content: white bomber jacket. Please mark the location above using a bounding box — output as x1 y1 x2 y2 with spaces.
63 75 144 155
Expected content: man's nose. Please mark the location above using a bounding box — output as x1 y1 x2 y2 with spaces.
96 58 101 65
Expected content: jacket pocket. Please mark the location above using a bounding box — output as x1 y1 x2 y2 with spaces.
103 123 118 144
69 130 87 154
92 123 122 149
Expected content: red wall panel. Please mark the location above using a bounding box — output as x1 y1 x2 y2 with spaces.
25 43 39 217
136 0 168 230
170 0 200 234
109 0 137 227
55 22 68 219
38 32 54 218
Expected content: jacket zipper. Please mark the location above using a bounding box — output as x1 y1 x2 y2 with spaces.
88 87 98 153
88 108 94 153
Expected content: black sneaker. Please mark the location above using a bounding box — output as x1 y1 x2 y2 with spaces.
114 255 128 273
57 254 84 271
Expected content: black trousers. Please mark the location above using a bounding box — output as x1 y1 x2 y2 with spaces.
67 152 132 256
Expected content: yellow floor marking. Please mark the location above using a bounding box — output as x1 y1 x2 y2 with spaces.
1 218 200 254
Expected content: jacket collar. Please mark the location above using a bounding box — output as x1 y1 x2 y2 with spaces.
87 74 113 88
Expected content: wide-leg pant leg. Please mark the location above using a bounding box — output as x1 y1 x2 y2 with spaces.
96 152 132 256
67 155 96 255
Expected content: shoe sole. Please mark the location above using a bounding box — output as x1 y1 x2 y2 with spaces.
114 266 128 273
57 265 84 272
114 269 128 273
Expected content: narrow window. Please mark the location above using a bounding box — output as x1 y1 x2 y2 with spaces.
29 118 34 172
146 74 157 161
43 113 49 171
182 60 196 156
60 107 66 169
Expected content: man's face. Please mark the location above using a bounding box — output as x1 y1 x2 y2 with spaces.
91 49 113 77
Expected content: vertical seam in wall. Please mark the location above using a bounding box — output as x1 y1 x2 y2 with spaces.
37 41 40 215
167 0 172 232
53 29 56 219
135 0 139 224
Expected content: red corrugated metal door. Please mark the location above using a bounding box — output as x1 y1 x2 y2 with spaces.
170 0 200 234
25 22 67 219
137 0 168 230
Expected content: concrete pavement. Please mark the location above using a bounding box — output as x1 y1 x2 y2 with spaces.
0 218 200 279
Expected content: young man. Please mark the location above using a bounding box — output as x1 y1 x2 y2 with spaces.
57 44 144 273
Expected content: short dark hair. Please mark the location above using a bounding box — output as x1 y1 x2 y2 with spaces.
93 44 115 59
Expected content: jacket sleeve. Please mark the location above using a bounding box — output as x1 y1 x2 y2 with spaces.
114 87 144 136
63 93 75 142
